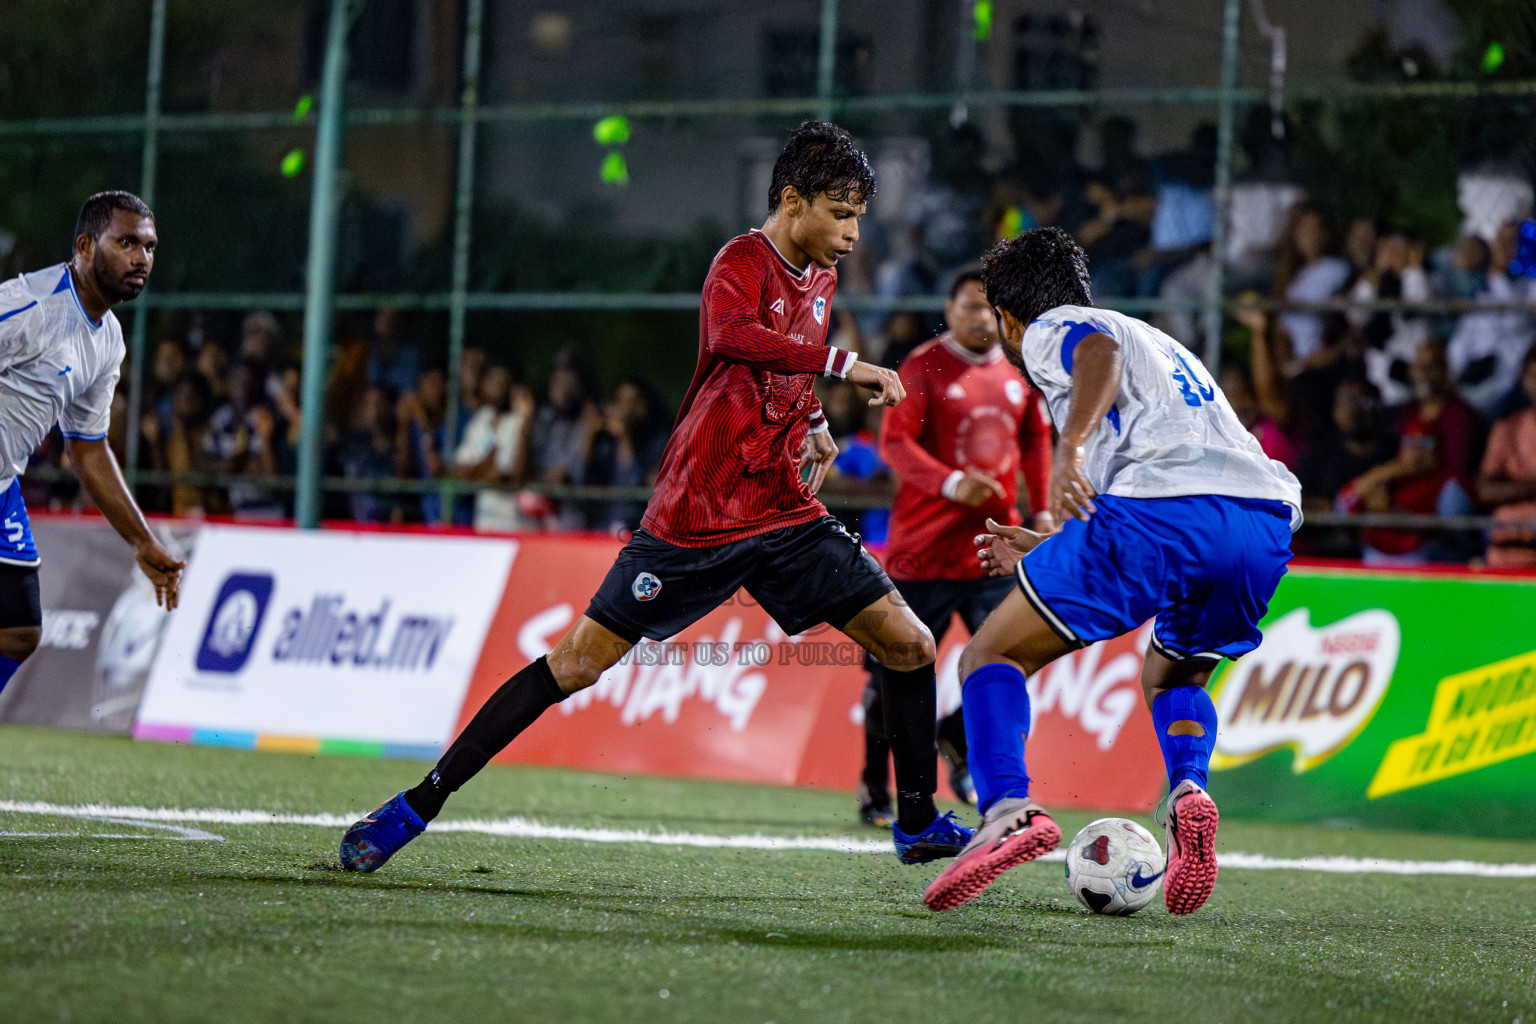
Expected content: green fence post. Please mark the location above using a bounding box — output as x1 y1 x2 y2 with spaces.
439 0 485 525
295 0 358 529
124 0 166 492
1204 0 1243 372
817 0 840 121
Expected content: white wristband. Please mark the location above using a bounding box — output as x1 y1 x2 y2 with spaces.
823 347 855 378
940 470 965 501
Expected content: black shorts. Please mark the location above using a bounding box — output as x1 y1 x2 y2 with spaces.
0 563 42 630
586 516 896 644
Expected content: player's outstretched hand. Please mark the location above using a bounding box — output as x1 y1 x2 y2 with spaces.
135 539 188 610
952 470 1006 507
974 517 1047 577
798 429 838 494
846 361 906 406
1049 443 1098 523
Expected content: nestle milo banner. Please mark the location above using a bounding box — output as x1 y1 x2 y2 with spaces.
1209 566 1536 838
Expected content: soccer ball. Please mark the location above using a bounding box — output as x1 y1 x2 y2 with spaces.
1065 817 1164 915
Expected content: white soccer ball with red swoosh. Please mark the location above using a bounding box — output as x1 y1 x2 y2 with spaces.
1065 817 1164 915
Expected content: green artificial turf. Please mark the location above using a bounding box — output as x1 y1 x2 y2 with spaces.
1 724 1533 1024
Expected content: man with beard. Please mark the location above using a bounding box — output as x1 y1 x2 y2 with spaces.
0 191 186 694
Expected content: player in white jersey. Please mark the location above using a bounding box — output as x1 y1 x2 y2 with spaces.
923 227 1302 915
0 191 185 696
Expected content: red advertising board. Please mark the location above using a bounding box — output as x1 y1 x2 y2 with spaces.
462 534 1165 812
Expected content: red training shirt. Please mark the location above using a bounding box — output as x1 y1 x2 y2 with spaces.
880 333 1052 581
642 230 857 547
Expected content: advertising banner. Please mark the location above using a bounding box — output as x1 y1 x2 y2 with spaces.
1208 566 1536 838
465 534 1166 811
0 517 197 734
135 525 517 757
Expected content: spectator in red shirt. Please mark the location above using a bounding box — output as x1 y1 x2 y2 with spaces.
1478 346 1536 567
854 267 1053 824
1340 339 1483 563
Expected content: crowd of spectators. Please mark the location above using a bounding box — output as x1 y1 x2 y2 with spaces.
17 307 671 537
16 111 1536 566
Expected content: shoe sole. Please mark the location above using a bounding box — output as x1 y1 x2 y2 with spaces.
923 815 1061 911
1164 792 1219 915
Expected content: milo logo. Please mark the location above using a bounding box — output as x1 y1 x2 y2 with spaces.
1211 608 1401 773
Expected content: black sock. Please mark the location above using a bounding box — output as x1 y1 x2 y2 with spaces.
404 656 566 822
880 662 939 834
860 674 891 805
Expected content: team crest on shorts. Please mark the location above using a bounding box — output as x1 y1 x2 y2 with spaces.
631 572 663 601
813 296 826 324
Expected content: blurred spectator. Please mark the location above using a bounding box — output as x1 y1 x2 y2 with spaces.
151 338 188 438
272 366 304 473
1441 234 1490 301
1217 360 1298 468
1343 218 1378 282
1077 173 1154 297
454 363 535 532
1143 126 1217 347
196 341 231 405
367 307 422 396
398 366 451 524
533 358 600 529
330 384 403 524
876 311 930 371
1274 205 1352 370
162 371 218 517
1296 377 1397 510
1447 221 1536 418
240 311 287 399
208 359 284 519
1354 229 1436 407
1478 346 1536 567
1340 339 1483 564
580 378 670 535
1225 109 1303 293
1457 164 1533 244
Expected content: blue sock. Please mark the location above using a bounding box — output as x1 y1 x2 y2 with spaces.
1151 685 1218 790
961 663 1032 813
0 654 20 697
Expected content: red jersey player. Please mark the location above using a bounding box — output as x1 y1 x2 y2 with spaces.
856 268 1053 825
341 122 976 873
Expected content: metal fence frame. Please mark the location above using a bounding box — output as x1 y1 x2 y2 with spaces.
5 0 1536 528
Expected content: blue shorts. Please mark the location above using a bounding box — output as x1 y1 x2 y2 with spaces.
1016 493 1293 662
0 479 39 568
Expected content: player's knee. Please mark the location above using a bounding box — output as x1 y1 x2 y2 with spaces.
875 624 935 671
0 626 40 663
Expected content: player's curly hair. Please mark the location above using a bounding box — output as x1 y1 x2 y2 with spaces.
981 226 1092 324
75 190 154 242
767 121 877 213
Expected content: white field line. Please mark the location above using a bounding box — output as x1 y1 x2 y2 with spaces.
2 800 1536 878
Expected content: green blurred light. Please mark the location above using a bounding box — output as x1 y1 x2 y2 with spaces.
292 93 314 123
600 151 630 186
973 0 993 42
280 148 306 177
1000 205 1023 239
1483 41 1506 73
593 115 632 147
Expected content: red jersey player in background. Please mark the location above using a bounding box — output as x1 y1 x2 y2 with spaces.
856 267 1053 826
341 122 978 874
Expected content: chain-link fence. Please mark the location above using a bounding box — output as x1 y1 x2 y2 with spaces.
5 0 1535 564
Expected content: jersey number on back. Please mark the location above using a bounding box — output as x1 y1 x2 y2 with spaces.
1168 349 1216 408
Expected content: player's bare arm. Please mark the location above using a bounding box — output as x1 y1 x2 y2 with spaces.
66 437 186 609
1045 328 1121 523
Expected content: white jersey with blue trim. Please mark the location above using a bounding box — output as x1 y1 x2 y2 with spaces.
0 263 125 491
1022 305 1301 521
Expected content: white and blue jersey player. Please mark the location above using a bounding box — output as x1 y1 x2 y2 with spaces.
924 227 1302 916
0 191 185 695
